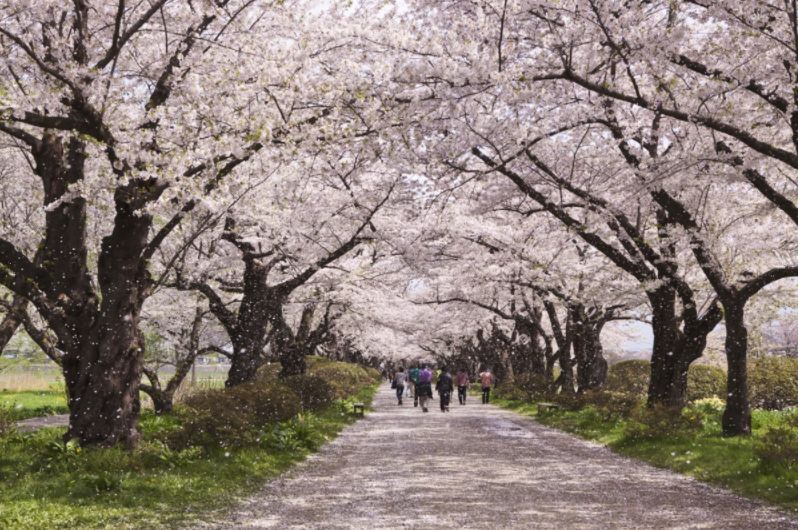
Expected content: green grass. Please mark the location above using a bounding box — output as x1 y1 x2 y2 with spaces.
1 389 68 421
0 383 379 529
495 397 798 511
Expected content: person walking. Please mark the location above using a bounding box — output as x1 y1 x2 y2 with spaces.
479 367 495 404
392 367 407 405
436 366 454 412
416 364 433 412
408 364 421 407
455 368 469 405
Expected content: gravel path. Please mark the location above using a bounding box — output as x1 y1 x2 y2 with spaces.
14 413 69 433
210 384 798 529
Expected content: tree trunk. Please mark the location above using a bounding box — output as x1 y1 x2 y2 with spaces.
62 190 152 447
0 295 27 352
559 314 576 394
572 317 588 392
279 346 307 378
582 322 608 391
62 322 144 448
226 342 264 386
151 389 174 415
722 302 752 435
647 287 680 406
668 326 714 408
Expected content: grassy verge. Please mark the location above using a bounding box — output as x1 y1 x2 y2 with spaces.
494 397 798 511
1 389 69 421
0 382 378 529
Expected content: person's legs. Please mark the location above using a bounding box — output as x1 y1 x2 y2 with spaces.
485 386 491 403
482 386 489 404
443 391 451 411
458 385 466 404
440 393 446 412
414 385 419 407
396 385 403 404
419 395 429 412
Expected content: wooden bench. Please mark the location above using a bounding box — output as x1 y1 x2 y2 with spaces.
537 402 561 414
353 403 365 417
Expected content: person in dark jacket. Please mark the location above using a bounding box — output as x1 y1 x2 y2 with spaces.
435 366 454 412
416 364 434 412
392 367 407 405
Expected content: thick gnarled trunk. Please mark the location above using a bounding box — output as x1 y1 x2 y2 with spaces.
61 187 153 447
722 303 752 435
226 342 265 387
63 326 144 447
647 288 682 406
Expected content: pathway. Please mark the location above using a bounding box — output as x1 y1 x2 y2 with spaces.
210 384 798 529
14 413 69 433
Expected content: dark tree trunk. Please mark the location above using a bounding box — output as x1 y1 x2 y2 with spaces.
647 287 681 406
572 313 588 391
62 183 153 448
279 346 307 378
153 393 173 415
0 295 27 352
580 320 608 391
667 312 720 407
62 320 145 447
722 303 752 435
559 313 576 394
226 341 265 387
220 260 277 387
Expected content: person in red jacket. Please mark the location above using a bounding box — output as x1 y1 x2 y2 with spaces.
455 368 469 405
479 368 495 404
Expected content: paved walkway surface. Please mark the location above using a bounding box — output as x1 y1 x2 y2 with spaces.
210 384 798 529
15 413 69 432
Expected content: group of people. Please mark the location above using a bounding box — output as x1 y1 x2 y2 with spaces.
390 365 495 413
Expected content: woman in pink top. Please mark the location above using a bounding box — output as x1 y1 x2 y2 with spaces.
455 369 469 405
479 368 494 404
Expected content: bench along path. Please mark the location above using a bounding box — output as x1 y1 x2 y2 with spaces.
211 384 798 529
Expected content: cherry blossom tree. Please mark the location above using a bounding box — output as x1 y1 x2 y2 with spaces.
0 0 382 446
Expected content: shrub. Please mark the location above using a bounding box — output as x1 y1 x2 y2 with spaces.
171 383 300 449
494 380 526 402
0 406 15 437
496 372 552 402
686 364 726 402
605 360 650 396
624 404 703 440
551 391 588 411
282 374 335 411
755 413 798 468
580 390 643 419
749 356 798 410
690 396 725 421
606 361 727 404
515 373 553 400
305 357 379 399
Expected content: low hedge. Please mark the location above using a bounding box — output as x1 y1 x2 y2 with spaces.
605 360 725 402
172 356 379 449
605 360 650 396
282 374 335 411
749 356 798 410
496 372 552 402
686 364 726 402
172 383 300 449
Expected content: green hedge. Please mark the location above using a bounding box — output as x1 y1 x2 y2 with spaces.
749 356 798 410
605 361 725 402
171 356 380 449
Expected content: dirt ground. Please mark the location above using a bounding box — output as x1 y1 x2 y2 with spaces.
208 384 798 529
